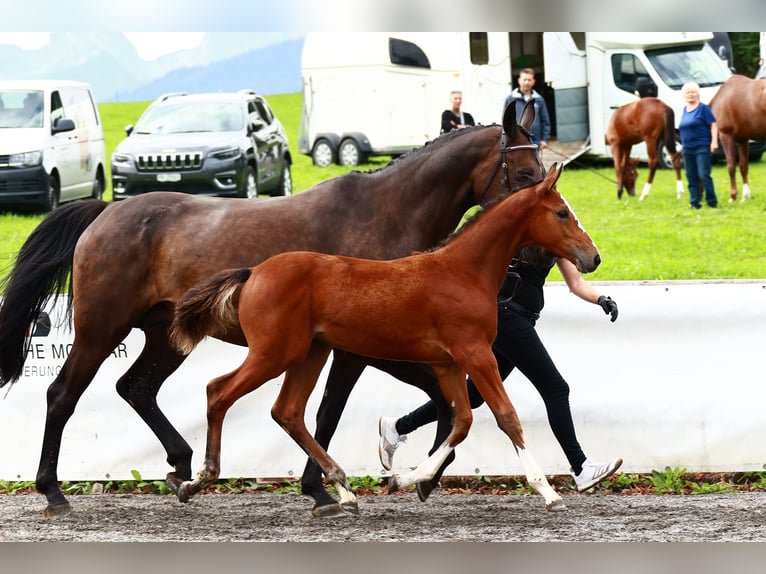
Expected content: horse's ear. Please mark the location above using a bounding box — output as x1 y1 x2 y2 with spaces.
502 100 518 137
519 99 536 133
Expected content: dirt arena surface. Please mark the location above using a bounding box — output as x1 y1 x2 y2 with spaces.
1 489 765 542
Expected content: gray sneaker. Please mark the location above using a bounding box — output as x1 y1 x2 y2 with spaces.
571 457 623 492
378 416 406 470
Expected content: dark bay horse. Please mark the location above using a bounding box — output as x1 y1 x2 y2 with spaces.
709 74 766 201
0 102 544 517
605 97 682 200
170 164 600 513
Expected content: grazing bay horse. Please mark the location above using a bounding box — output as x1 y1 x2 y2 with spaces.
0 102 544 518
170 164 600 513
709 74 766 201
605 97 682 200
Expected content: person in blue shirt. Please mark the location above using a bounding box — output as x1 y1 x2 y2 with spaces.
504 68 551 149
678 82 719 208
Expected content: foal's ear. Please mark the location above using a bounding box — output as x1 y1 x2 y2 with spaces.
542 162 564 192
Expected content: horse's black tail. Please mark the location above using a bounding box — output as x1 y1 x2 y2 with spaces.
664 105 678 157
0 199 109 387
170 268 253 356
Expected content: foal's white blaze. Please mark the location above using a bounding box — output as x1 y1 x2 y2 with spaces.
560 193 597 250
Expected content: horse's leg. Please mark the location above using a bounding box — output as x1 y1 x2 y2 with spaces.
673 152 684 199
364 358 454 501
115 322 193 494
388 364 471 492
269 343 364 513
177 353 286 503
36 335 129 517
639 139 659 200
301 349 367 518
737 140 751 201
611 145 625 199
461 346 566 512
720 133 739 201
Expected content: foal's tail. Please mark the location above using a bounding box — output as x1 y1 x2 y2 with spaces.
0 199 109 387
170 267 253 355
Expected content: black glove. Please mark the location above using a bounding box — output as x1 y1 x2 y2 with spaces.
597 295 618 322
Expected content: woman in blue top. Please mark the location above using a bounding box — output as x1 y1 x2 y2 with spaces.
679 82 719 208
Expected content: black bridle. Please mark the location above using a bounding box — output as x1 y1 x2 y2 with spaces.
478 131 541 205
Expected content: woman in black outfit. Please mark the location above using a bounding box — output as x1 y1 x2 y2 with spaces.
379 245 622 492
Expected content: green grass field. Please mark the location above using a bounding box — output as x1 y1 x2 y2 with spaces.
1 92 765 283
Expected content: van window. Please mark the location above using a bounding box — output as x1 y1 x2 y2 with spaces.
51 91 65 128
611 54 651 95
0 89 43 128
470 32 489 65
59 87 100 129
389 38 430 69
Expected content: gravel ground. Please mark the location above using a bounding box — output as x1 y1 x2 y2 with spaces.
1 489 765 542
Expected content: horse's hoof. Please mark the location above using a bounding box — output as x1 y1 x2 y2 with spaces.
545 498 568 512
43 500 72 518
340 500 359 515
177 481 193 503
416 481 435 502
311 503 346 519
165 472 186 495
386 475 400 493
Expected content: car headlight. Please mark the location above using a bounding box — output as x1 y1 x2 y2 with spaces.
8 150 42 168
111 152 133 165
210 147 241 161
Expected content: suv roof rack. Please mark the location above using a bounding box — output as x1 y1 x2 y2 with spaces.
153 92 188 104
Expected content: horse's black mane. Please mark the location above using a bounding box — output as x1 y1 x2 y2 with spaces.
425 189 511 253
359 123 501 176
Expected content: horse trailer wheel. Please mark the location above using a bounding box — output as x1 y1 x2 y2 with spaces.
338 139 362 166
658 141 674 169
312 139 335 167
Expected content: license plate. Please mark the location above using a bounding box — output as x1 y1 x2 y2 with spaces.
157 173 181 183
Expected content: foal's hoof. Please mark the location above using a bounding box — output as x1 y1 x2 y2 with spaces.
545 498 568 512
416 481 436 502
43 500 72 518
340 500 359 515
311 503 346 519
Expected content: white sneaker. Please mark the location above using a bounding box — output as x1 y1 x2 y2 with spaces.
571 457 623 492
378 416 406 470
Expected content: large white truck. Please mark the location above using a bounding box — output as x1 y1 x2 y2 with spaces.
298 32 732 167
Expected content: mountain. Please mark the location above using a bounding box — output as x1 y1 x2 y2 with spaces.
116 38 304 102
0 33 305 103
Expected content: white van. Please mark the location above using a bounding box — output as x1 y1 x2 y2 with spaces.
0 80 106 211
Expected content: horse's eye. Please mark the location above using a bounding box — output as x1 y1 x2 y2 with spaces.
557 209 569 219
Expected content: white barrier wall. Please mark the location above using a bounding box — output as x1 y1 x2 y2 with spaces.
0 279 764 482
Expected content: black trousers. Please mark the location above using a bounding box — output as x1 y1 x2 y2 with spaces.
396 300 587 474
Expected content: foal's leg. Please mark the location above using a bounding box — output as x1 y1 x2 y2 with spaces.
301 350 367 517
269 343 363 513
177 356 283 502
720 133 739 201
462 346 566 511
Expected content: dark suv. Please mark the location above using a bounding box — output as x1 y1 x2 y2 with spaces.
111 90 291 200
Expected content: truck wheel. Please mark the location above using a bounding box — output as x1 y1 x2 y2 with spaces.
312 139 335 167
273 163 293 196
338 138 364 166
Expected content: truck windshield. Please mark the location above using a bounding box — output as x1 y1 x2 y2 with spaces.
646 43 731 89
